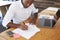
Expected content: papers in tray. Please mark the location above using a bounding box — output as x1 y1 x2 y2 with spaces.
12 23 40 39
38 15 54 19
45 7 58 12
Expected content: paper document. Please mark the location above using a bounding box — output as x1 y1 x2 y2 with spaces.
38 15 54 19
12 23 40 39
45 7 58 12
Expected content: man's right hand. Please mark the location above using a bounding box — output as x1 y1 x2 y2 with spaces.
20 24 28 30
19 22 28 30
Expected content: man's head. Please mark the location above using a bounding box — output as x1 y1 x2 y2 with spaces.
21 0 34 8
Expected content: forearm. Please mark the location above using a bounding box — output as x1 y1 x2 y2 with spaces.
33 13 38 23
7 22 25 29
30 12 38 24
33 13 38 19
7 22 20 28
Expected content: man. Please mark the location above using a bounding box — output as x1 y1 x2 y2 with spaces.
2 0 38 30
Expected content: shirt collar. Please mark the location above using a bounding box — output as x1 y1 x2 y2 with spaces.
19 0 24 8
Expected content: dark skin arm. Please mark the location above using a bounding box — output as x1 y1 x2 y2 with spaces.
29 12 38 24
7 22 28 30
7 12 38 30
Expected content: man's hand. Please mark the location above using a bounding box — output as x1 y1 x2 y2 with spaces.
19 22 28 30
20 24 28 30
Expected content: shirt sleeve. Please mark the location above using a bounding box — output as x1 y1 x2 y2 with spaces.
31 4 39 14
2 3 15 28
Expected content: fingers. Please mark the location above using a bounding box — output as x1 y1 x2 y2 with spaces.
19 25 28 30
21 25 28 30
24 25 28 30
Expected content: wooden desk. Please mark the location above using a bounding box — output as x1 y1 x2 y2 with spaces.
0 1 13 16
0 8 60 40
0 20 60 40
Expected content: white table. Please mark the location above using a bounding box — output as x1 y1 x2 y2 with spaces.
0 1 13 16
0 1 13 6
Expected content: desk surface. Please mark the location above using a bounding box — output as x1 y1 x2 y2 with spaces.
0 8 60 40
0 1 13 6
0 18 60 40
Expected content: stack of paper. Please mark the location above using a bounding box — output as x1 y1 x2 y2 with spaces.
38 15 54 19
45 7 58 12
12 23 40 39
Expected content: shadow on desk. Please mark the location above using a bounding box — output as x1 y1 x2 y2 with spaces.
0 20 7 33
0 24 7 33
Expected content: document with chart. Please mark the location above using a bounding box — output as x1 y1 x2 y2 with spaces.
12 23 40 39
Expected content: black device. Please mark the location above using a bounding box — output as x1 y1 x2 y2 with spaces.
6 31 14 37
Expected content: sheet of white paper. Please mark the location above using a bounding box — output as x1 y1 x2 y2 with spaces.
38 15 49 19
49 16 54 19
38 15 54 19
45 7 58 12
12 23 40 39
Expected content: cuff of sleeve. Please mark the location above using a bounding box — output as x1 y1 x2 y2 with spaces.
2 21 11 29
33 9 39 13
2 23 8 29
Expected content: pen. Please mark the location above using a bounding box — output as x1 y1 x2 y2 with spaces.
23 22 25 25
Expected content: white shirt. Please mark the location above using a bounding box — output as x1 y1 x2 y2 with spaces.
2 1 38 28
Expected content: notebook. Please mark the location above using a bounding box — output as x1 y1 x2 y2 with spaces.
12 23 40 39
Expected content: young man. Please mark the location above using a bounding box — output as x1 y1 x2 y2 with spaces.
2 0 38 30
